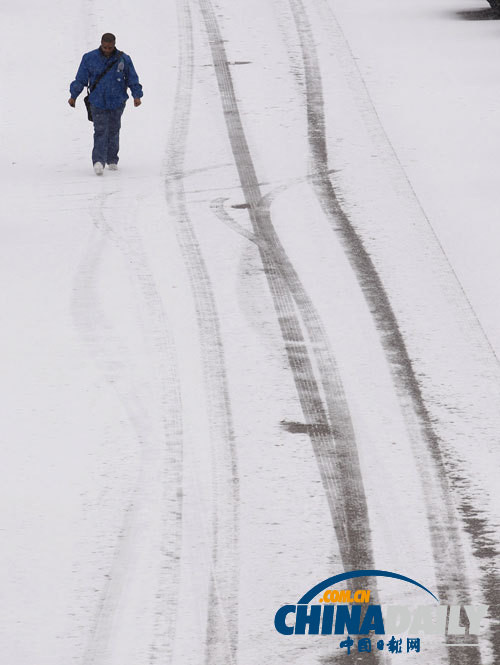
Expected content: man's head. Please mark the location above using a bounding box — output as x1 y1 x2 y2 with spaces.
100 33 116 57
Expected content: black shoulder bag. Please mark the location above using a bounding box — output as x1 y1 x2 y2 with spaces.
83 52 123 121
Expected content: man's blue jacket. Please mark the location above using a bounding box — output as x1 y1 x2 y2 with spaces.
70 47 143 110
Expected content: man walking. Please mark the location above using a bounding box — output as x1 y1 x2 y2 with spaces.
68 33 143 175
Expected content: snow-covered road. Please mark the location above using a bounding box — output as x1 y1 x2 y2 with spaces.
1 1 500 664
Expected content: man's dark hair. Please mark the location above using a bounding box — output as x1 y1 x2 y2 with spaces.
101 33 116 43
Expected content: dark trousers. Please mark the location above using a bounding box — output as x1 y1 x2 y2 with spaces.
90 104 125 165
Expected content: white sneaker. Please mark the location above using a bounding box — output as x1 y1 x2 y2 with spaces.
108 163 118 171
93 162 104 175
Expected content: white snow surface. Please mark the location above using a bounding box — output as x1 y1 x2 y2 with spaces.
1 1 500 664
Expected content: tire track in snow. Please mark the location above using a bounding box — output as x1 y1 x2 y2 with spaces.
164 2 239 663
313 4 500 661
316 0 500 371
197 5 385 660
71 191 183 665
285 0 489 662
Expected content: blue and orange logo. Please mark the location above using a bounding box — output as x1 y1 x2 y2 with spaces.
274 569 486 642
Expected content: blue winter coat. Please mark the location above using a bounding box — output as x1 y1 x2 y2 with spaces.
70 48 143 110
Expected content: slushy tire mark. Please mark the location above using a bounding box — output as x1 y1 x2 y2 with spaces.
72 193 184 665
165 1 239 663
197 7 384 664
286 1 489 662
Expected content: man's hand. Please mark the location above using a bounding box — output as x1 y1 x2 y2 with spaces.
134 98 142 107
68 97 76 107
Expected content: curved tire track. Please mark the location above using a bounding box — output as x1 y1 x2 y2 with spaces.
71 190 184 665
285 0 496 662
197 7 386 663
313 3 500 660
164 1 239 663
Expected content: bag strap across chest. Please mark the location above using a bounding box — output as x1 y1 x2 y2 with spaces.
89 51 123 93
